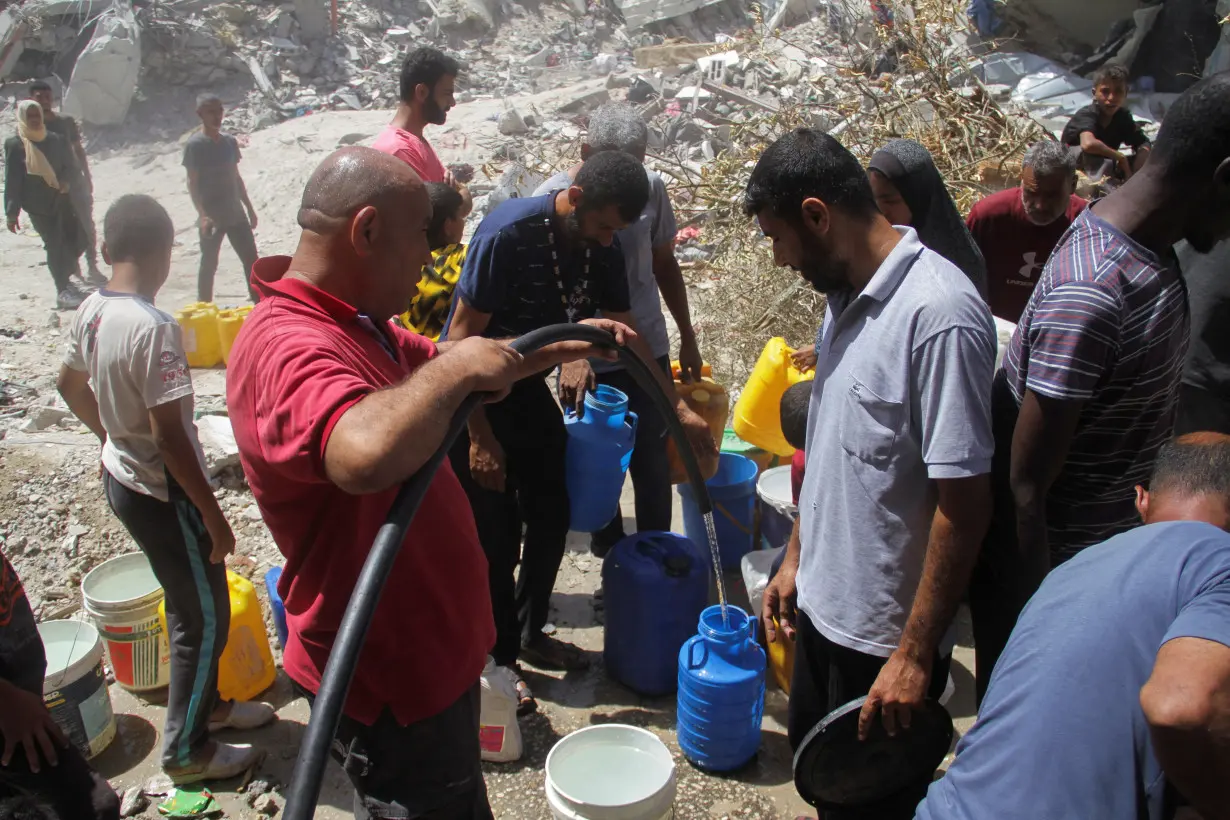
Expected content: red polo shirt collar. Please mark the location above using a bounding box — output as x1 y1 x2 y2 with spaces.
252 255 360 324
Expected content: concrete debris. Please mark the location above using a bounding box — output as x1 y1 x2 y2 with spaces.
498 106 529 135
293 0 330 41
61 2 142 126
119 786 148 818
21 404 71 431
252 793 280 815
197 414 240 477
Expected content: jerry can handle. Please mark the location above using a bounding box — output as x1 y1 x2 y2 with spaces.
747 614 758 643
627 410 638 437
687 639 708 670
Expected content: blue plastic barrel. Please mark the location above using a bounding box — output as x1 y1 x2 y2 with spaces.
264 566 288 650
677 604 766 771
678 453 758 570
603 531 709 696
565 385 637 533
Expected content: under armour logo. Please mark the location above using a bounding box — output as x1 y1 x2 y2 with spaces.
1019 252 1043 280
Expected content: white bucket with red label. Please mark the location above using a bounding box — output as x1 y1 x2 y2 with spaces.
81 552 170 692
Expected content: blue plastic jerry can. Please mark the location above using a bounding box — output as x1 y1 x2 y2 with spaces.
564 385 637 533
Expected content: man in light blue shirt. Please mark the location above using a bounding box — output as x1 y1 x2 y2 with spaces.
917 433 1230 820
749 129 995 819
534 103 702 554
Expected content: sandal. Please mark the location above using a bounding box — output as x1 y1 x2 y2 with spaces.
510 665 537 716
520 635 590 672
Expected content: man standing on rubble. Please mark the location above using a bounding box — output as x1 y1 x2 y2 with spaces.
375 48 458 184
751 128 995 819
970 71 1230 701
184 94 260 303
227 146 631 817
30 80 104 286
532 103 702 555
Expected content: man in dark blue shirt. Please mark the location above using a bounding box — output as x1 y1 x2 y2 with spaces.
917 433 1230 820
444 151 714 710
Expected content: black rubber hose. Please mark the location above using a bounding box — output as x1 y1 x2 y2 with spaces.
283 323 714 820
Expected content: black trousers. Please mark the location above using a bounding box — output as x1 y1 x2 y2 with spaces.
448 377 570 666
968 371 1037 705
198 220 258 303
103 470 228 769
592 356 673 547
0 741 119 820
302 683 492 820
28 202 82 294
788 612 951 819
1174 382 1230 436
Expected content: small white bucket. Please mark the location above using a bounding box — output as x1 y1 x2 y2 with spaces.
38 620 117 759
81 552 170 692
545 725 676 820
756 465 797 550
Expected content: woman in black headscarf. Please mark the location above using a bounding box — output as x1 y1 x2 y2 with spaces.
868 139 988 298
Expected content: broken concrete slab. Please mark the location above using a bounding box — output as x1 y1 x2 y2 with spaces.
61 2 141 126
633 42 715 69
498 107 529 135
617 0 729 31
197 415 239 477
293 0 331 41
0 8 29 80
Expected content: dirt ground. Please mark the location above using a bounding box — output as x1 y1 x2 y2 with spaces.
0 94 978 818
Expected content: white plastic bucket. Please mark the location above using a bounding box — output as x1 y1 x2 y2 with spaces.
545 725 676 820
756 465 797 550
38 620 116 759
81 552 170 691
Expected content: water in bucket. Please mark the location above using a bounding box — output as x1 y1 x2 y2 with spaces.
545 724 676 819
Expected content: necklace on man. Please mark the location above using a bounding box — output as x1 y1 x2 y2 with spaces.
545 217 590 322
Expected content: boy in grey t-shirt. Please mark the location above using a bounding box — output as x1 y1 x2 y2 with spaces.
57 195 274 782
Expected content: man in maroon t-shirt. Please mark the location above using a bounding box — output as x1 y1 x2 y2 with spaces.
966 141 1086 322
226 147 629 818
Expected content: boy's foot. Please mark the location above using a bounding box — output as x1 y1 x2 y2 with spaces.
56 287 84 310
208 700 276 732
165 741 263 784
506 665 537 716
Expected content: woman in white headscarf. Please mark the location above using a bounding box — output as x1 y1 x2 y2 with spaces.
5 99 86 309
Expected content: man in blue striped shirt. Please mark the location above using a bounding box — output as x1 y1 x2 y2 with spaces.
970 72 1230 700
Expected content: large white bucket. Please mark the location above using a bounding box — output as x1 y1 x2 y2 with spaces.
81 552 170 692
38 620 117 759
545 725 676 820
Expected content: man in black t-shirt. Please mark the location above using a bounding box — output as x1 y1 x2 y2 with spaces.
1176 238 1230 436
183 94 260 303
0 551 120 819
1061 64 1151 181
29 81 103 286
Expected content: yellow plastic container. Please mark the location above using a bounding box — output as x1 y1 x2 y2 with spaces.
667 361 728 484
767 627 794 694
158 571 276 702
218 306 252 366
732 338 814 457
174 302 223 369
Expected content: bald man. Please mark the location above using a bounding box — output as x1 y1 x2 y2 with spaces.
225 147 632 819
917 433 1230 820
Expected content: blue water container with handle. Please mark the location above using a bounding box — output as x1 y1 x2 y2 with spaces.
603 531 709 696
564 385 637 533
677 604 766 771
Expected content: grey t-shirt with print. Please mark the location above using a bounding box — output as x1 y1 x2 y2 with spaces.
63 291 206 501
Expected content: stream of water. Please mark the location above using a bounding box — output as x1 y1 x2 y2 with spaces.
701 510 729 627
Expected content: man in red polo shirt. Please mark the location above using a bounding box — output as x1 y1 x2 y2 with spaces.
226 147 630 818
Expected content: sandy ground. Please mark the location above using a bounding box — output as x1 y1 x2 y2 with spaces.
0 92 978 818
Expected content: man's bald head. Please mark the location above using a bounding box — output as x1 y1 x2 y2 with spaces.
298 146 427 234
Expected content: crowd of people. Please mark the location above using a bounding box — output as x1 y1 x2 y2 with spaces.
1 38 1229 820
